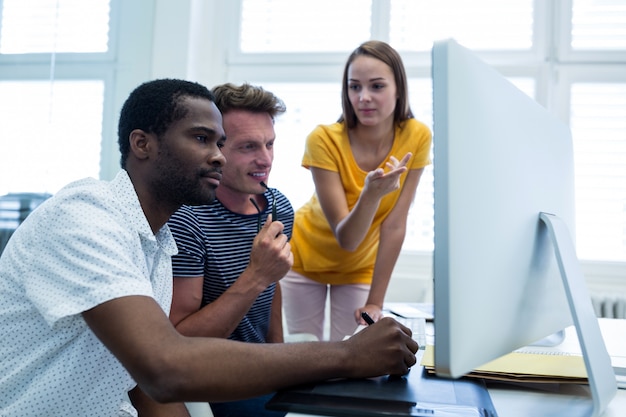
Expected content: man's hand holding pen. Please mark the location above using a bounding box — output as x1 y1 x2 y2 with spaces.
343 316 418 378
246 214 292 288
361 311 415 345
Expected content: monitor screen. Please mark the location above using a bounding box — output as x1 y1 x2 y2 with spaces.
431 39 574 378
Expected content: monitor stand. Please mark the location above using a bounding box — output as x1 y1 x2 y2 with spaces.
540 212 617 417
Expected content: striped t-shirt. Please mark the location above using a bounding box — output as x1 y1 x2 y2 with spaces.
168 188 294 343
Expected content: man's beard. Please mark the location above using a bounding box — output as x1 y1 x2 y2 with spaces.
153 151 219 207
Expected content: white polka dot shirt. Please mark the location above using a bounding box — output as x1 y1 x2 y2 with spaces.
0 170 176 417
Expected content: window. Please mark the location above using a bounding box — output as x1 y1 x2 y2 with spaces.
571 82 626 261
0 0 110 53
571 0 626 50
389 0 534 51
230 0 626 263
2 1 624 265
0 80 104 193
0 0 154 197
0 0 111 196
240 0 371 53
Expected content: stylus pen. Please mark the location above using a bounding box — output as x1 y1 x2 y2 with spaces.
361 311 375 326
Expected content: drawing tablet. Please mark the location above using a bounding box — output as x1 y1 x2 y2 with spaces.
266 366 498 417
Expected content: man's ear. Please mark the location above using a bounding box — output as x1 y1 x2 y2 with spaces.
129 129 152 161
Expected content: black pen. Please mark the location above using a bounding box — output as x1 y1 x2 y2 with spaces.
361 311 375 326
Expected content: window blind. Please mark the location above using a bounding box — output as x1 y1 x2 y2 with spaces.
240 0 371 53
389 0 534 51
571 82 626 261
572 0 626 50
0 0 110 196
0 80 104 195
0 0 110 54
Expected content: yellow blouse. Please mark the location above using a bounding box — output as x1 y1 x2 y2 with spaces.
290 118 432 285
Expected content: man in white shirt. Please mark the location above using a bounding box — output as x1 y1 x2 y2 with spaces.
0 78 418 417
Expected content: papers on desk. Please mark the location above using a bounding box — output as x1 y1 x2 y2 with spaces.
385 302 434 321
421 318 626 388
421 345 588 384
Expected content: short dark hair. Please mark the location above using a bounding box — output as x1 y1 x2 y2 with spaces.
211 83 286 121
339 40 413 129
117 78 216 168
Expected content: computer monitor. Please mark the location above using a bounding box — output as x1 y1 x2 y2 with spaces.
431 39 616 415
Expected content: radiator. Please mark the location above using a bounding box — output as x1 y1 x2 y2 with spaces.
591 294 626 319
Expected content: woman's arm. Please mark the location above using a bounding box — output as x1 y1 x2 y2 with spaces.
356 168 425 323
311 153 412 251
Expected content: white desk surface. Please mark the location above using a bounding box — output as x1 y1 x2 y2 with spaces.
286 318 626 417
487 383 626 417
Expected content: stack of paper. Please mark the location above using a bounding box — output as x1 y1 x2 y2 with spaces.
421 345 588 384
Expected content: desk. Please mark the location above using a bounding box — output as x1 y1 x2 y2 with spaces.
286 319 626 417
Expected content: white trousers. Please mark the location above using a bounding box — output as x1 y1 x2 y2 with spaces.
281 270 370 341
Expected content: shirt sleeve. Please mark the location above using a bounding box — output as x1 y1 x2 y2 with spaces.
301 124 344 172
406 119 432 170
168 206 206 278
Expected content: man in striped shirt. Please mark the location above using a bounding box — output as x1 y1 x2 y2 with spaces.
168 83 294 416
